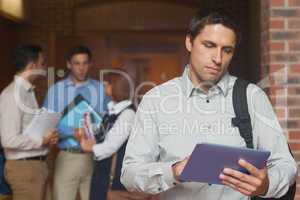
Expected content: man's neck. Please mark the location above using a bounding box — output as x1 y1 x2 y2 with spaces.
70 75 87 86
18 70 34 84
188 69 214 93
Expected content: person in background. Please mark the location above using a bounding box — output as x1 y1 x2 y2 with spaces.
0 45 58 200
43 45 109 200
79 73 152 200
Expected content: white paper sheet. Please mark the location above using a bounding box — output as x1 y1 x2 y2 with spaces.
24 108 61 139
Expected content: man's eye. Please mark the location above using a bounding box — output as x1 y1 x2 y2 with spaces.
203 43 214 48
224 48 233 54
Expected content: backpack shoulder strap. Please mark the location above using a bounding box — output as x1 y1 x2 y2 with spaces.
231 78 254 149
115 103 136 118
232 79 297 200
95 103 135 143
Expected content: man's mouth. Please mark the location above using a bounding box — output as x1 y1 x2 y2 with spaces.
205 66 221 75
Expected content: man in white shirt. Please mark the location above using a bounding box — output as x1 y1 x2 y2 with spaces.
0 45 58 200
121 12 297 200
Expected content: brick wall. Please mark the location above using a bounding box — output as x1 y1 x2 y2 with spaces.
262 0 300 198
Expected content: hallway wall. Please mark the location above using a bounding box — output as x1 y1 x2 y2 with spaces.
0 17 19 90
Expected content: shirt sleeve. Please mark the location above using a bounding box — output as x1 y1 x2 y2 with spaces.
43 85 56 111
247 84 298 198
92 109 135 160
121 95 178 195
43 84 75 137
98 81 110 113
0 92 43 150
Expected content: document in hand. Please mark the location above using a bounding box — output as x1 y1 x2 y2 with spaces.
24 108 61 140
179 143 270 185
58 95 102 137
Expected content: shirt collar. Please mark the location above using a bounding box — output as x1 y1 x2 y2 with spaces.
182 65 195 98
14 75 35 92
65 75 91 88
182 65 230 98
109 100 132 115
215 72 230 97
107 101 115 114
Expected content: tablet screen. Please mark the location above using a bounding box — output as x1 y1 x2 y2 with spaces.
179 143 270 185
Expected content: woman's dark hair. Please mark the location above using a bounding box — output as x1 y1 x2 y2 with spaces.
111 75 131 102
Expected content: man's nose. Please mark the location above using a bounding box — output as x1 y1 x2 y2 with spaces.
212 49 222 66
79 64 87 70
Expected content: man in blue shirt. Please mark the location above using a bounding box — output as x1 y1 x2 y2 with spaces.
43 46 109 200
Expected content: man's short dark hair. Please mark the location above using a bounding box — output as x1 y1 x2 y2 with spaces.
66 45 92 62
14 45 43 71
187 12 241 45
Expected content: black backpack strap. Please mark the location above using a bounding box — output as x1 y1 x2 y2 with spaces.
232 79 296 200
95 103 135 144
94 113 117 143
231 78 254 149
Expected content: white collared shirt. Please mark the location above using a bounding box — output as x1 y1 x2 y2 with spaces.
0 76 48 159
92 100 135 161
121 66 297 200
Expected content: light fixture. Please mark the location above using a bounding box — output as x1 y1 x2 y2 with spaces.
0 0 25 21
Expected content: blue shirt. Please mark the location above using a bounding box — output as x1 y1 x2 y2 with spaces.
43 76 109 149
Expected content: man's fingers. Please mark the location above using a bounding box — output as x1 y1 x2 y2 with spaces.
183 156 190 164
222 180 253 196
220 172 257 193
239 159 268 182
222 167 262 187
238 159 262 178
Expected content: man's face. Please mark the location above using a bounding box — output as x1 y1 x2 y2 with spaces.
67 53 90 83
33 52 46 70
185 24 236 86
28 52 46 81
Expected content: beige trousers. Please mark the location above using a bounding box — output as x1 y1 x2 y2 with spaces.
107 190 159 200
53 151 93 200
4 160 48 200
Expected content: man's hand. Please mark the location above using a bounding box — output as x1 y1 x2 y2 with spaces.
219 159 269 197
80 137 96 153
42 130 59 146
172 157 190 181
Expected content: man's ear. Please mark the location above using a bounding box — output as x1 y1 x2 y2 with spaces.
26 62 35 70
67 61 71 69
185 35 193 52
